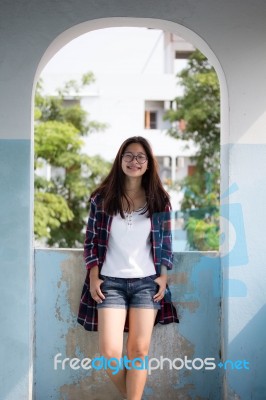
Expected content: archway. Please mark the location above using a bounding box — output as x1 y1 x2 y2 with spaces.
32 17 228 399
34 16 229 253
34 17 228 140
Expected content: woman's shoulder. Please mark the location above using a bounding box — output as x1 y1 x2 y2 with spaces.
90 192 104 207
150 201 172 220
164 202 172 212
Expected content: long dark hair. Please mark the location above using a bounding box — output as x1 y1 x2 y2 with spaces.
90 136 171 217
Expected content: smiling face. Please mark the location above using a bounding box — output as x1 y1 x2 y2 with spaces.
121 142 148 178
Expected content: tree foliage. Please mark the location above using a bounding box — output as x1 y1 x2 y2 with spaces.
164 50 220 250
34 74 111 247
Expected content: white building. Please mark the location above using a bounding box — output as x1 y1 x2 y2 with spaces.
41 29 198 210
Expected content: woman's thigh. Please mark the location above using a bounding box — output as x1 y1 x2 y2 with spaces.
98 308 127 357
127 308 158 357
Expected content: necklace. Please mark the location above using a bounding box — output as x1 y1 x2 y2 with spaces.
125 210 133 229
124 203 147 230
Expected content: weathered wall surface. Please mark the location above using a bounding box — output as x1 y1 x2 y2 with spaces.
1 1 266 399
34 249 221 400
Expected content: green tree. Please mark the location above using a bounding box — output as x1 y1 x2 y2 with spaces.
164 50 220 250
34 74 111 247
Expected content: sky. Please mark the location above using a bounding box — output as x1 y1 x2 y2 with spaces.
41 28 164 77
40 27 187 87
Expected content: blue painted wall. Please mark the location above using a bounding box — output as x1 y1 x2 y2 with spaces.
221 144 266 399
0 140 32 400
34 249 221 399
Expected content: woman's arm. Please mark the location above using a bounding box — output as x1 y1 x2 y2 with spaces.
153 266 168 302
160 203 174 270
89 265 105 303
84 197 100 270
84 196 105 303
153 204 173 301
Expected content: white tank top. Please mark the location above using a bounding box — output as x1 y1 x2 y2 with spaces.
101 208 156 278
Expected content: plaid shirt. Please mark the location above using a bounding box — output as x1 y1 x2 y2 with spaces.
77 194 179 331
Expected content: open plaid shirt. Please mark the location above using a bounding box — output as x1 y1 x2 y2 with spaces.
77 194 179 331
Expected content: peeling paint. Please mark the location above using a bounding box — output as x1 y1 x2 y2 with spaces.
226 384 241 400
59 374 119 400
60 252 86 317
172 384 194 400
35 250 221 399
55 305 64 322
178 301 200 313
65 326 99 359
169 271 188 284
60 325 196 399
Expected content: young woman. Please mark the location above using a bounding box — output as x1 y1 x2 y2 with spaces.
78 136 178 400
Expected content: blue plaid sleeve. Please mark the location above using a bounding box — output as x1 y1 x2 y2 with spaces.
161 204 174 270
84 197 99 270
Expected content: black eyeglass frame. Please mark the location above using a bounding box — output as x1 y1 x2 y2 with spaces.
122 152 148 164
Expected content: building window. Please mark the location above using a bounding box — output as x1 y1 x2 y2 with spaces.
145 111 157 129
62 98 80 108
188 165 197 176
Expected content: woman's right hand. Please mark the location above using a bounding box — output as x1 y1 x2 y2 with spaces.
89 267 105 303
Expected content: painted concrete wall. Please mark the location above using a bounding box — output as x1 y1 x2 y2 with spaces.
34 249 221 400
0 140 32 400
0 1 266 399
220 146 266 399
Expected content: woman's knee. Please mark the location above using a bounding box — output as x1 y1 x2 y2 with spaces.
99 343 123 359
127 345 150 360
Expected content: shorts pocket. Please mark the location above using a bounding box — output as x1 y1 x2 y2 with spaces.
99 275 117 286
146 275 159 285
105 276 117 281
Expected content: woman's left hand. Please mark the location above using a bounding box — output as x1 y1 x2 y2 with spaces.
153 274 167 302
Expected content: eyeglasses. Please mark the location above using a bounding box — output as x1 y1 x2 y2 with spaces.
122 152 148 164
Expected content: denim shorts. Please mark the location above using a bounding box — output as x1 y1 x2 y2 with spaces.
97 274 161 310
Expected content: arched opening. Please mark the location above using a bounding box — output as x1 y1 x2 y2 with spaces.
33 18 229 253
32 18 229 399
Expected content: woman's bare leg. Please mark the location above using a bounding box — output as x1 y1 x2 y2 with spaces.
98 308 127 397
126 308 158 400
